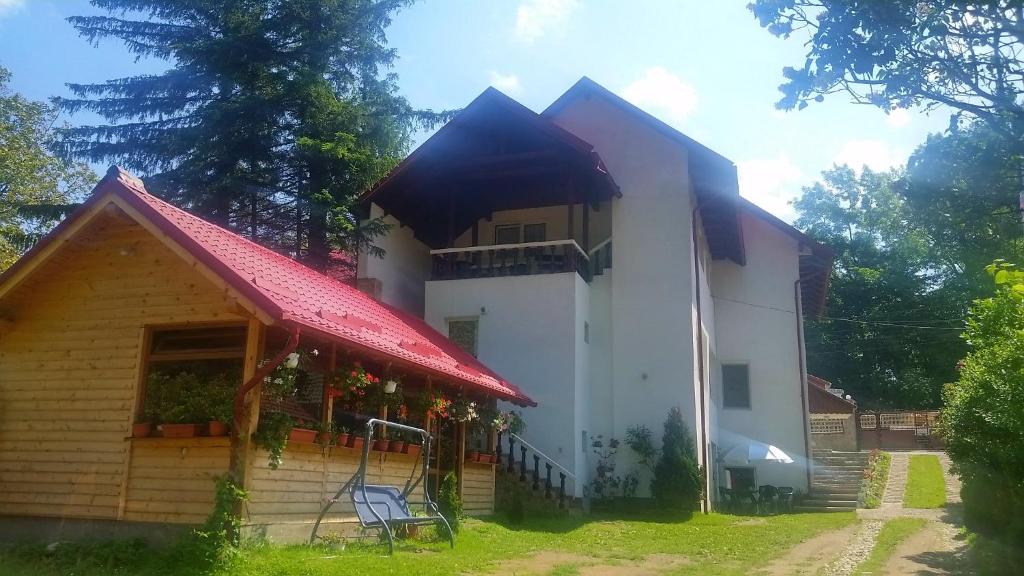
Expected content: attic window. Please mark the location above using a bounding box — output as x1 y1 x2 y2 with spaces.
149 326 247 361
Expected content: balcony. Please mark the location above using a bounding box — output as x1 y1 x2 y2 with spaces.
430 238 612 281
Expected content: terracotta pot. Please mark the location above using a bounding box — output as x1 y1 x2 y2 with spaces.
160 423 199 438
373 439 390 452
389 440 406 453
207 421 228 437
404 443 421 458
131 422 152 438
317 431 333 445
289 428 317 443
348 436 365 451
483 453 495 464
467 450 480 462
336 433 350 447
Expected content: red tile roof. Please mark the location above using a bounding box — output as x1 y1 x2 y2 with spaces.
3 167 533 406
807 375 855 413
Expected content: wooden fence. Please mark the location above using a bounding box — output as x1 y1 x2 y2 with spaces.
856 410 943 450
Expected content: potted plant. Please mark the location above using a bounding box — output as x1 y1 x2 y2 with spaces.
372 436 390 451
466 449 480 462
315 421 335 445
253 412 294 469
389 436 406 453
348 432 366 452
131 421 153 438
289 419 318 443
403 431 422 458
203 371 235 437
336 427 350 448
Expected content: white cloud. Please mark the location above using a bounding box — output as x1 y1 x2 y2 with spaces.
0 0 25 18
515 0 579 43
833 139 905 172
621 67 699 127
886 108 911 128
737 154 803 221
488 71 522 96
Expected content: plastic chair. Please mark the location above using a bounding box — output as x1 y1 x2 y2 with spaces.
776 486 794 513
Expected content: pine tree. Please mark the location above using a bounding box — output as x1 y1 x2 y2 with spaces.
650 407 702 513
55 0 443 266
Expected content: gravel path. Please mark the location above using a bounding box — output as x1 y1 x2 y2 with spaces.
809 451 973 576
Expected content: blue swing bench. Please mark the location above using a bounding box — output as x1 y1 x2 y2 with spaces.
309 418 455 554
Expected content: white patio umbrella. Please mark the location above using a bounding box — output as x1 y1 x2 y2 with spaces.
721 440 794 465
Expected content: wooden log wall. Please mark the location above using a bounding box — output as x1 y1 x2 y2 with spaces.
0 211 247 520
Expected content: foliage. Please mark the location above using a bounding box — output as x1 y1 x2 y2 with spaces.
193 475 248 556
144 364 239 424
650 407 702 512
437 471 462 534
493 410 526 435
902 454 947 509
942 261 1024 544
966 530 1024 576
0 66 94 270
851 518 927 576
584 435 622 501
55 1 453 269
794 162 978 408
0 511 857 576
625 425 657 469
860 450 891 509
252 412 294 470
449 396 479 423
748 0 1024 138
426 392 452 420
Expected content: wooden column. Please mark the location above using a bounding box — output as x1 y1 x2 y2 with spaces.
456 421 466 497
581 200 590 252
322 343 337 427
233 318 265 493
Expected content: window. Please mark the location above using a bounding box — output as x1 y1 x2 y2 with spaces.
494 224 521 245
523 223 547 243
726 467 756 492
722 364 750 409
139 325 247 425
448 318 478 358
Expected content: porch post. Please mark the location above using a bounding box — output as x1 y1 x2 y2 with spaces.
456 421 466 497
231 318 265 499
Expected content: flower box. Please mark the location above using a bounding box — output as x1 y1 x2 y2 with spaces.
160 423 200 438
389 440 406 453
131 422 152 438
317 431 333 445
289 428 317 443
404 443 422 458
207 421 229 437
372 439 389 452
336 433 350 447
466 450 480 462
348 435 365 452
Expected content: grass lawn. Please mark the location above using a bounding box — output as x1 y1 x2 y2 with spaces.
851 518 927 575
903 454 947 509
862 451 892 508
0 512 855 576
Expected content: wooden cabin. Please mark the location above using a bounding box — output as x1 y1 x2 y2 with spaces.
0 168 534 542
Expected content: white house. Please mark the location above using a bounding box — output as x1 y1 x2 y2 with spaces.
356 77 832 508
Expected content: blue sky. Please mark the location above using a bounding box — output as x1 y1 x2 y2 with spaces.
0 0 951 222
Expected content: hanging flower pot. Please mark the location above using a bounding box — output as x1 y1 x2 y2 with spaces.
289 427 317 443
131 422 152 438
389 439 406 453
207 421 229 437
160 423 199 438
384 379 398 394
373 439 389 452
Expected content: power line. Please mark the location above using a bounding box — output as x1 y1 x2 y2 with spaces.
820 317 964 330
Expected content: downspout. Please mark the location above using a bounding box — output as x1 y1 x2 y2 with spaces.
691 204 710 513
794 280 812 490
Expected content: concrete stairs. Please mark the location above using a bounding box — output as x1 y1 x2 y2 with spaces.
795 449 869 512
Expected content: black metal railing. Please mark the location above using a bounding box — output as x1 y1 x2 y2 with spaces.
431 240 590 281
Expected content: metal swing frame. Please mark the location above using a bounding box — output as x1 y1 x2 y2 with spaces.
309 418 455 554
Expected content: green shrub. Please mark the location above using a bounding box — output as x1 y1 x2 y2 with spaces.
861 450 891 508
437 471 462 533
650 407 702 513
942 261 1024 545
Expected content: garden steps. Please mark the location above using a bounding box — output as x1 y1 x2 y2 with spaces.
803 449 871 512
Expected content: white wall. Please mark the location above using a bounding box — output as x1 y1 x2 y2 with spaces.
550 95 699 496
424 272 584 494
711 213 809 491
358 203 432 315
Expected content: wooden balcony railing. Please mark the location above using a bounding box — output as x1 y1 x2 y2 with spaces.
430 240 591 281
